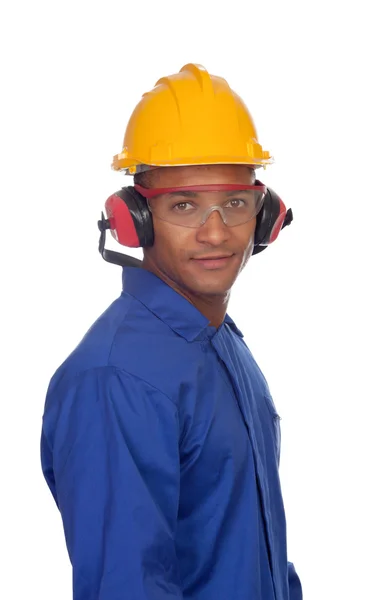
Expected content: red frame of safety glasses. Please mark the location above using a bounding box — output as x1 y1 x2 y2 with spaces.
134 183 267 199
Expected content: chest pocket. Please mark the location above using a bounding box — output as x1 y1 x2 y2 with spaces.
263 394 282 467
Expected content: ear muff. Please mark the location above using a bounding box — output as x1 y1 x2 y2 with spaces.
98 182 293 267
253 181 292 256
105 186 154 248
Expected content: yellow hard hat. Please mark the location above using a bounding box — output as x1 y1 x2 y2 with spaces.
112 63 273 174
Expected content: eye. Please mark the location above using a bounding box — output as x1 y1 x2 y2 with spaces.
226 198 246 209
172 202 194 212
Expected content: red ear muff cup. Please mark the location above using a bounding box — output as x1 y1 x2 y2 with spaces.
105 194 140 247
104 187 154 248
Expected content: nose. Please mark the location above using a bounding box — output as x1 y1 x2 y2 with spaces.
195 208 230 246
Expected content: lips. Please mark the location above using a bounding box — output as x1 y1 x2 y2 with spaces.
192 254 234 270
195 255 232 260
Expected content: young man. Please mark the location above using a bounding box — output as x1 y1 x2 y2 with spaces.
40 63 303 600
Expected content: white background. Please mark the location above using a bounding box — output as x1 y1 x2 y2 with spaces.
1 1 381 598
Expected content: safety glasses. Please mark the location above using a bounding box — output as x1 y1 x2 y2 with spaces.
134 183 267 228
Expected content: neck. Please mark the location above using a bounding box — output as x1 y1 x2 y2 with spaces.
187 292 229 328
141 259 229 328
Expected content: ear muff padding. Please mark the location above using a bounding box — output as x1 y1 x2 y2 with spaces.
105 186 154 248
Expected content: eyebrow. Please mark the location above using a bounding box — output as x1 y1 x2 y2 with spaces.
164 189 254 199
225 189 253 197
166 191 198 198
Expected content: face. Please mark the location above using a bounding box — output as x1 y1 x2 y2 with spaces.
141 164 258 300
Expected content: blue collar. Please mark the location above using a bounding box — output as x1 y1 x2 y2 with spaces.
121 267 244 342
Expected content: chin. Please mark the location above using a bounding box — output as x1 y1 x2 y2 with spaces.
183 257 242 292
185 271 238 297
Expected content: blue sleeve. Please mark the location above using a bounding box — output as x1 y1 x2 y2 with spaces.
288 561 303 600
41 366 183 600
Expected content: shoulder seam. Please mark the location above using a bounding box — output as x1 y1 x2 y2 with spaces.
49 365 178 409
106 293 133 365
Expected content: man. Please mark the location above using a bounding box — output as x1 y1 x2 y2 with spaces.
40 63 303 599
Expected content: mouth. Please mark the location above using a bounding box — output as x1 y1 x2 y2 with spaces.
191 254 235 270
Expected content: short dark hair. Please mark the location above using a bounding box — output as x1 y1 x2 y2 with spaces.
133 171 153 188
133 165 257 188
